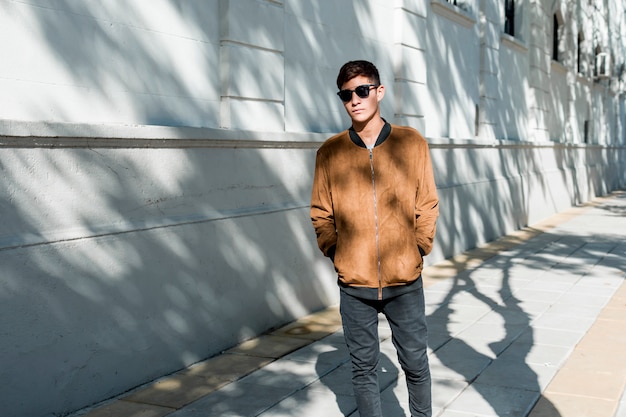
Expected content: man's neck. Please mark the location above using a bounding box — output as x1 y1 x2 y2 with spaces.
352 117 385 147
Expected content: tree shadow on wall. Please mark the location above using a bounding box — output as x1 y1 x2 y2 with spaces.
3 2 618 417
0 2 382 417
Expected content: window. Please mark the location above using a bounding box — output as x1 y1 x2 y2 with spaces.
577 31 584 75
501 0 527 48
552 14 560 62
446 0 458 5
504 0 515 36
594 52 611 78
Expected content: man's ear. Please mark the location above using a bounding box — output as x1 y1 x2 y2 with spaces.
376 84 385 102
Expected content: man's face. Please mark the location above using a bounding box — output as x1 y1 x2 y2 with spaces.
339 75 384 126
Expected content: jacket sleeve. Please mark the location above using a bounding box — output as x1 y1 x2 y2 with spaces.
310 149 337 257
415 140 439 256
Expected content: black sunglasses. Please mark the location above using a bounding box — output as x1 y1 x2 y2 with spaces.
337 84 379 102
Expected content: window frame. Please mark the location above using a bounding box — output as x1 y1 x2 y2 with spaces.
430 0 476 28
504 0 515 37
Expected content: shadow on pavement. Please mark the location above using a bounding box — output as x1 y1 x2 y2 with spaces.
315 340 404 416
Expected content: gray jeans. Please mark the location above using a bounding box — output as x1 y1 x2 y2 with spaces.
340 284 431 417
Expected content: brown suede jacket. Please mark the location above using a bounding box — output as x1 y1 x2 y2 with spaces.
310 123 439 299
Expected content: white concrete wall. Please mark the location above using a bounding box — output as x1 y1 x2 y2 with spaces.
497 39 531 141
0 123 338 417
429 140 626 260
548 64 569 140
426 2 480 139
1 1 626 416
1 0 223 128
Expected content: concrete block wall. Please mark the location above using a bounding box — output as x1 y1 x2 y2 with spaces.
392 1 428 131
0 0 223 128
1 1 625 416
0 125 336 417
427 1 480 140
220 0 286 131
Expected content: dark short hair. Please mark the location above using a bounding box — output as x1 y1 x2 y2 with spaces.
336 60 381 89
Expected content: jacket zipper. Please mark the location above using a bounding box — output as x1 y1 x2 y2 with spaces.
369 148 383 300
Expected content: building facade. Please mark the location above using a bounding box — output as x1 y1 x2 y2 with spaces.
1 1 625 416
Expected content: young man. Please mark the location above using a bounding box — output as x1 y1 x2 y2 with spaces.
310 60 439 417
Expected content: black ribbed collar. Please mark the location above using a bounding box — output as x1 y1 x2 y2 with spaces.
348 119 391 148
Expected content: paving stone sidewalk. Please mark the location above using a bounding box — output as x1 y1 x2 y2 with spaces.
77 191 626 417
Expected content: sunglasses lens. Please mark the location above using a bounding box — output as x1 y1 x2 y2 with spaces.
355 85 371 98
337 85 377 102
338 90 352 101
